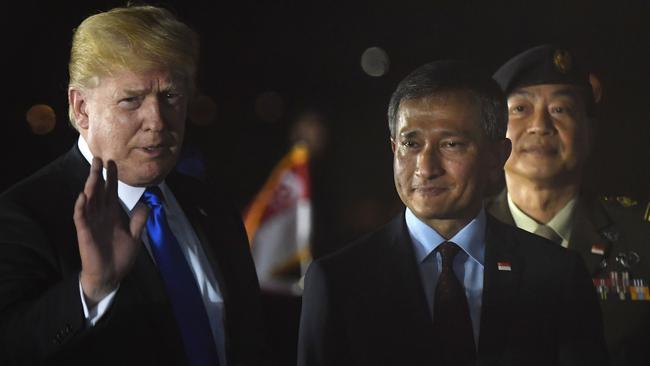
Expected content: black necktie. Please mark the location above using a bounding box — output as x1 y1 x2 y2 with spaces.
433 241 476 366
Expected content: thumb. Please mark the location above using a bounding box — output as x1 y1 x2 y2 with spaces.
130 202 149 239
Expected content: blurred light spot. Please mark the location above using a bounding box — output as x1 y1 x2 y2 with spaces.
25 104 56 135
290 112 328 157
255 91 284 123
589 73 603 103
360 46 390 77
188 94 218 126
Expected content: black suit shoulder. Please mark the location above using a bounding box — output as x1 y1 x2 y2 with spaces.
0 148 89 365
315 216 401 272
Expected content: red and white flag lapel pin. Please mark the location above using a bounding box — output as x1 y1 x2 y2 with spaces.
497 261 512 271
591 243 606 255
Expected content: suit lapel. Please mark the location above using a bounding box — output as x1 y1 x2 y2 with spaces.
382 214 439 358
486 189 516 226
478 216 522 365
164 173 232 307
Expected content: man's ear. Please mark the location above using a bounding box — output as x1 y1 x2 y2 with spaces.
69 88 89 130
498 138 512 168
487 138 512 182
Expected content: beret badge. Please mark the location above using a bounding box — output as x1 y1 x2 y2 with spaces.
553 49 572 74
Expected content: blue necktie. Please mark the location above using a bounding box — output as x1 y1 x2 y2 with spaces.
142 187 220 366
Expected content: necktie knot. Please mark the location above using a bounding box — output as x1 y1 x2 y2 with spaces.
437 241 461 271
142 186 164 208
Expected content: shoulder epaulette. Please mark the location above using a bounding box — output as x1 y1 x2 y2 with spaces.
602 195 650 222
601 195 638 208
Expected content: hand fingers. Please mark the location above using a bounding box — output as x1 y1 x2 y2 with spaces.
84 157 104 204
73 192 88 227
105 160 118 206
130 202 149 240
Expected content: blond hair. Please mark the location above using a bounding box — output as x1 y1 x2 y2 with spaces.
68 5 199 127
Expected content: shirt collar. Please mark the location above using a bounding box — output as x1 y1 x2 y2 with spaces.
507 192 576 247
77 136 164 211
405 207 486 265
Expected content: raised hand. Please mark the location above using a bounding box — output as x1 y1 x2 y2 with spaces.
74 158 148 307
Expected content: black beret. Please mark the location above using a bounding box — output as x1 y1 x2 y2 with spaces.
493 44 592 95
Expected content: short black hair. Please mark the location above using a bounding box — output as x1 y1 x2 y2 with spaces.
387 60 507 141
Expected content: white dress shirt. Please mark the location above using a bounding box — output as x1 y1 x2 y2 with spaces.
76 136 228 366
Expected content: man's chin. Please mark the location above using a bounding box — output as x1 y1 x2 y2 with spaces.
119 166 174 187
506 161 563 180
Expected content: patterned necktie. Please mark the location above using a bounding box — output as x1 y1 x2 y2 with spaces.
534 224 562 245
142 187 220 366
433 241 476 366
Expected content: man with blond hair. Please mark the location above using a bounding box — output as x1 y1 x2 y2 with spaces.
0 5 265 365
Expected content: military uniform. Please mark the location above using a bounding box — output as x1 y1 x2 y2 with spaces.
492 44 650 365
487 191 650 365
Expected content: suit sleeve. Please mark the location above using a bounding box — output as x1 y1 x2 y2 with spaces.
557 251 610 366
297 260 352 366
0 200 87 364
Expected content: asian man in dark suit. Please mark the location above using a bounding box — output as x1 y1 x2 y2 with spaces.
0 5 265 366
297 60 608 366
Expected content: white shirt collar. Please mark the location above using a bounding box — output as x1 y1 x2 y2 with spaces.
77 136 162 210
507 192 576 247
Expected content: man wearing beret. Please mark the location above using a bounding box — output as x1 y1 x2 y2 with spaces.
299 60 608 366
489 44 650 365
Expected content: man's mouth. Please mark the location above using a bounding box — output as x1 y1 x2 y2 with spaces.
140 144 170 156
520 144 557 155
412 186 448 195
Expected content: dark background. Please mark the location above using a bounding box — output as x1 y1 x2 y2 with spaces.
2 1 649 363
3 0 650 253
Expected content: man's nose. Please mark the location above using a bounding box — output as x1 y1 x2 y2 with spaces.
142 98 165 131
526 107 555 135
415 146 444 179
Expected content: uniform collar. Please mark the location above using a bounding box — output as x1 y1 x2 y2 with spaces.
507 191 576 247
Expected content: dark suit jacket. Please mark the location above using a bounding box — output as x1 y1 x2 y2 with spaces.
0 146 265 365
298 211 608 366
487 189 650 366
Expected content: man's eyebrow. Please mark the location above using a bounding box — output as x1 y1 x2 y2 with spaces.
161 80 183 92
551 87 581 99
399 129 468 138
399 130 420 139
120 88 149 96
508 89 533 98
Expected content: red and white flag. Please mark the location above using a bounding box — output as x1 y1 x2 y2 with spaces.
243 144 311 294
